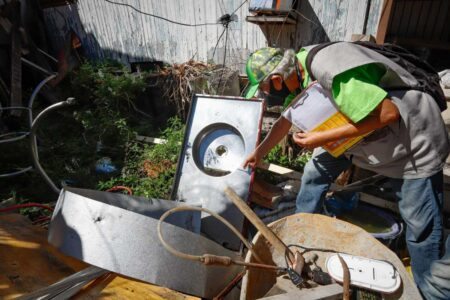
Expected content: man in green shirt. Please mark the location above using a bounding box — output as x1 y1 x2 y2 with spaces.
243 45 449 299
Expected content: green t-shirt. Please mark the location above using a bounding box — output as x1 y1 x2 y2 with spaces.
294 48 388 123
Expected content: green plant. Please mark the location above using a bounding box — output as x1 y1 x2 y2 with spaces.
69 61 148 144
98 117 184 199
36 61 153 188
264 144 311 172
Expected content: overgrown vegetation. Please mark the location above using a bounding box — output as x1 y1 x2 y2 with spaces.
1 60 310 211
33 61 150 191
98 117 184 199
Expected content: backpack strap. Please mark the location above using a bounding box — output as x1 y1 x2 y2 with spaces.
305 41 339 81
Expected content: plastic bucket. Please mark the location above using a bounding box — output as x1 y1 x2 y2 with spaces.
338 203 403 248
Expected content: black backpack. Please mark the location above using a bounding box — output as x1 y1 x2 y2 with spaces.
305 41 447 112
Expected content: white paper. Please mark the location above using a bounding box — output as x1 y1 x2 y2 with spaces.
282 83 339 131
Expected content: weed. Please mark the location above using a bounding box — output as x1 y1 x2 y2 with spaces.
97 117 184 199
264 144 311 172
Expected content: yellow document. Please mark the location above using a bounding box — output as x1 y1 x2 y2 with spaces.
282 82 369 157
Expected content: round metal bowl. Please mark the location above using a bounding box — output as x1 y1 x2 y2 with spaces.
193 123 245 177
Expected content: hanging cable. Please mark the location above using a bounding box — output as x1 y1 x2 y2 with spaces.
106 186 133 195
217 24 229 93
290 9 319 27
103 0 221 27
231 0 248 15
0 203 54 213
274 14 289 46
211 26 228 62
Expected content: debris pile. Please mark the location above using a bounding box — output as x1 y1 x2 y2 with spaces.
156 61 240 118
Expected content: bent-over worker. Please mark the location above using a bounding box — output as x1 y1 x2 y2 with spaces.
242 44 450 299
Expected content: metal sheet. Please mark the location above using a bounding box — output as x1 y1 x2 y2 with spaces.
48 187 243 299
172 94 264 250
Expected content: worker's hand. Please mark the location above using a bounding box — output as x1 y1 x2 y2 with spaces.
292 131 329 149
242 150 262 169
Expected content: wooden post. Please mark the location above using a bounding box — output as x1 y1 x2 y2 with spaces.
10 0 22 116
376 0 395 44
224 187 294 261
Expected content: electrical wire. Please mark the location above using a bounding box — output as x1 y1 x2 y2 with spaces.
211 26 228 62
103 0 221 27
0 203 54 213
290 9 319 27
274 14 289 46
231 0 248 15
103 0 250 94
106 186 133 195
217 25 230 93
157 205 288 272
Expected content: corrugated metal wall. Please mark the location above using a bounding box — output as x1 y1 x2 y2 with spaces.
294 0 383 46
43 0 267 70
43 0 383 69
386 0 450 49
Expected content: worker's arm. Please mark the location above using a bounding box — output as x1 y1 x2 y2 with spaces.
293 98 399 149
243 116 292 169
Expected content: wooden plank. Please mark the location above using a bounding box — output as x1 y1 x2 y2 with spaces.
0 214 198 300
257 161 302 180
0 214 86 299
376 0 394 44
260 283 343 300
135 135 167 144
246 15 297 25
0 16 12 33
359 192 399 214
250 191 274 209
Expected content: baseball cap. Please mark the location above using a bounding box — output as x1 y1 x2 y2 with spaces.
245 47 298 98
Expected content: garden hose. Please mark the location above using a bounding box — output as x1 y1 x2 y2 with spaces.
157 205 283 272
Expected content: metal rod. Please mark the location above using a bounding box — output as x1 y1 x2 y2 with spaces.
362 0 372 35
37 47 58 63
21 57 56 77
0 167 33 178
28 74 57 123
0 106 30 111
330 174 385 192
28 74 58 162
213 270 246 300
0 131 29 144
30 98 76 194
17 266 108 300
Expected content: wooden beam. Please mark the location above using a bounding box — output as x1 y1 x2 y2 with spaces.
257 162 302 180
10 1 22 116
135 135 167 144
376 0 395 44
359 192 399 213
260 283 343 300
246 15 297 25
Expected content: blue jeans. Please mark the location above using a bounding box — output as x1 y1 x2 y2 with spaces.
421 235 450 300
296 148 445 297
296 148 352 214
